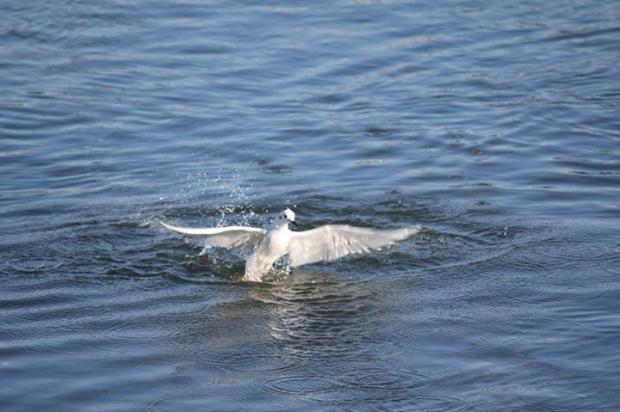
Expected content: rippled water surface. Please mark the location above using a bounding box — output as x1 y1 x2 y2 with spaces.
2 0 620 410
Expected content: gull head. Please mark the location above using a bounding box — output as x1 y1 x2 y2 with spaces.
282 208 297 226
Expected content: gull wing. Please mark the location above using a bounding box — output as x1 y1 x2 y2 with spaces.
158 220 266 250
287 224 421 267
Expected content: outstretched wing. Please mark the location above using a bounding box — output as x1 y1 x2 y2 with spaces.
287 224 421 267
158 220 266 250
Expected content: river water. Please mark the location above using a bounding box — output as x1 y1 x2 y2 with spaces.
1 0 619 410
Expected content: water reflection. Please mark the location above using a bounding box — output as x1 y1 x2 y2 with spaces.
261 271 422 406
253 270 378 363
160 269 445 407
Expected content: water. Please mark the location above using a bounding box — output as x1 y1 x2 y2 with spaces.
1 0 619 410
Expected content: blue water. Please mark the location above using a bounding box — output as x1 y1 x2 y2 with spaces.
2 0 619 410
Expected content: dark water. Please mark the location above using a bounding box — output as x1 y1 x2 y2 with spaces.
2 0 620 410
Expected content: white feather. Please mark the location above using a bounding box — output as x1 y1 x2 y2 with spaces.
158 220 266 250
287 224 421 267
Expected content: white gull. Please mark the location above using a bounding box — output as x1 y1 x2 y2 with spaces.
159 208 421 282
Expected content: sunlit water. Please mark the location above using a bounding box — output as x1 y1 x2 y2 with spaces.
1 0 619 410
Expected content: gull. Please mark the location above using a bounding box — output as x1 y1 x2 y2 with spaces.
159 208 421 282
